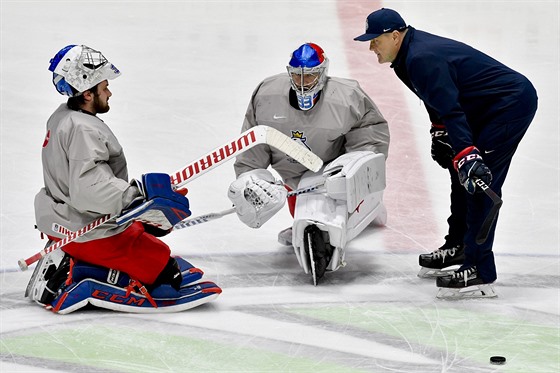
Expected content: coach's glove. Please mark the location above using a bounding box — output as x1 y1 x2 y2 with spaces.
228 169 287 228
453 146 492 194
430 123 454 168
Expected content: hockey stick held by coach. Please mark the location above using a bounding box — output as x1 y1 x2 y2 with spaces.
228 43 390 285
354 8 538 298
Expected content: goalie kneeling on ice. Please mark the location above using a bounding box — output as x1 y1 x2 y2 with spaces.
117 173 192 231
292 151 387 274
49 257 221 314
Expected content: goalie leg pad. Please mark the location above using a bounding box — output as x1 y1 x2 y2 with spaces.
50 279 222 314
47 257 219 314
70 256 204 290
292 170 385 275
323 151 386 213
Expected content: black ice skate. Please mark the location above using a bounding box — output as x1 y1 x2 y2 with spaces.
436 267 497 299
25 244 71 305
417 243 465 278
303 225 334 286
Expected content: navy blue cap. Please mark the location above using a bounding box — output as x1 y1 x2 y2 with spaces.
354 8 407 41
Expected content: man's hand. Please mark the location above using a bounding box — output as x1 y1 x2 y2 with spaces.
430 123 454 168
453 146 492 194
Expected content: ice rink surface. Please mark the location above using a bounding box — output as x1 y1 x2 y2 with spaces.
1 0 558 372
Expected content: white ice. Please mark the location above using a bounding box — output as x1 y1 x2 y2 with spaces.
1 1 558 372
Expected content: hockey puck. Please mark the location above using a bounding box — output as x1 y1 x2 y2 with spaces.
490 356 506 365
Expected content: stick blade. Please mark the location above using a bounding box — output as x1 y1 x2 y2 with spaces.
264 127 323 172
475 200 503 244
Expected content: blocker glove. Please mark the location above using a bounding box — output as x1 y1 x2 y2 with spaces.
453 146 492 194
430 123 454 168
118 173 191 233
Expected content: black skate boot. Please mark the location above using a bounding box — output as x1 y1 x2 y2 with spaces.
418 243 465 278
436 267 497 299
303 225 334 286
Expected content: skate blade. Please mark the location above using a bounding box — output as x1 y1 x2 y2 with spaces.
417 265 460 278
436 284 498 299
307 234 318 286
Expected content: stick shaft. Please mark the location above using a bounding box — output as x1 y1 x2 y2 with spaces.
475 179 503 244
19 126 323 270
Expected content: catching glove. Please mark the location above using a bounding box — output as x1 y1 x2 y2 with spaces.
453 146 492 194
228 169 287 228
430 123 454 168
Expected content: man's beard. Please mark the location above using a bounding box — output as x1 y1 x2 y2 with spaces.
93 95 110 114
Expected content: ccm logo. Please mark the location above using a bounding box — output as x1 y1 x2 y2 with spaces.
92 289 146 306
458 153 482 168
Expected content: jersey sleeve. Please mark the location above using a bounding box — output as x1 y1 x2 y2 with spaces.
408 54 473 150
343 85 390 158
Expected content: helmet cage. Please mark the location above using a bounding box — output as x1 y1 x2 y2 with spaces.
286 60 329 111
49 45 121 96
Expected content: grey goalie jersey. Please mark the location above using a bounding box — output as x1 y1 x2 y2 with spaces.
34 104 137 242
234 74 390 188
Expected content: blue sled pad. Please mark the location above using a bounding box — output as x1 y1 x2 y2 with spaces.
48 256 220 314
50 279 221 314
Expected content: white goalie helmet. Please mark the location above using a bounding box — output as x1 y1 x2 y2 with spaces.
48 45 121 96
286 43 329 111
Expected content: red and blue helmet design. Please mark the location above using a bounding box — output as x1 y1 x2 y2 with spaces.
287 43 329 111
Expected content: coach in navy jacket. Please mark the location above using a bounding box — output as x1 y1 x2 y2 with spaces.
355 8 537 296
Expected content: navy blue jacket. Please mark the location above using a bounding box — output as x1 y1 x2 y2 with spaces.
391 27 537 152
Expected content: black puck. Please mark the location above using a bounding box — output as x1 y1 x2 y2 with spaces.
490 356 506 365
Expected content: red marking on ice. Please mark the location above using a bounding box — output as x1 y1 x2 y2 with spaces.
337 1 439 251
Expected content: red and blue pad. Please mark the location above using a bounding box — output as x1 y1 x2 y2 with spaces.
48 257 221 314
117 173 191 230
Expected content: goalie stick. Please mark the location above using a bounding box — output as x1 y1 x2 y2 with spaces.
172 181 328 230
18 126 323 271
475 178 503 244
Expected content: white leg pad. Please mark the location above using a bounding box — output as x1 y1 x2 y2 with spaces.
292 169 386 273
324 152 386 213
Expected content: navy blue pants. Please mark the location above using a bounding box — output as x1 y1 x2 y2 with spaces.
457 94 538 283
444 169 467 248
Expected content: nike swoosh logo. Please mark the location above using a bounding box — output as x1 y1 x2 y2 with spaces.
273 115 286 120
484 150 496 154
383 28 392 32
